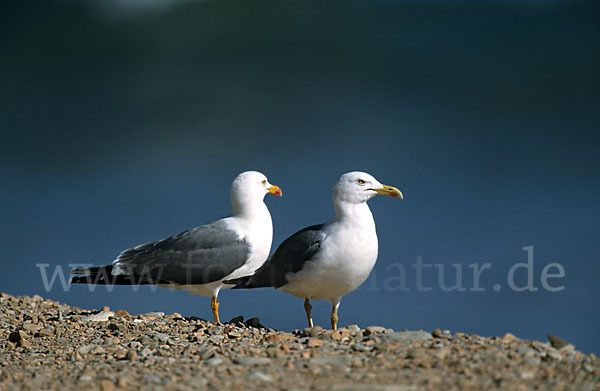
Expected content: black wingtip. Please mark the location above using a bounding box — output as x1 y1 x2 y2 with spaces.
71 266 106 275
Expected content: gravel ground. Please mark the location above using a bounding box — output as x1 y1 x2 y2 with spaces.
1 293 598 391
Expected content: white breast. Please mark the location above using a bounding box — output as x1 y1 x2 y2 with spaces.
221 204 273 281
281 218 379 302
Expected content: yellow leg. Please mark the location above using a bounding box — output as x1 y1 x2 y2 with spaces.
211 296 220 324
304 298 314 328
330 304 339 330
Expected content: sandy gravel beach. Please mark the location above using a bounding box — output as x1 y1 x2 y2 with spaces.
1 293 598 390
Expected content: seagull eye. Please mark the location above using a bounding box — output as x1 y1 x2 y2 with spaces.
261 179 267 185
357 179 366 185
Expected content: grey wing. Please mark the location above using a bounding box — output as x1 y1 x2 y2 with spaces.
114 221 251 285
247 224 325 288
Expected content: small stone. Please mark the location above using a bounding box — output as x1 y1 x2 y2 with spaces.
346 325 360 333
233 357 271 366
351 344 373 352
198 347 216 360
307 338 324 348
331 329 350 341
140 348 153 357
36 329 53 338
8 330 27 343
205 356 223 366
432 328 443 338
78 345 96 355
91 345 106 355
519 370 535 380
502 333 518 343
153 333 170 343
139 312 164 319
229 315 244 324
18 339 31 348
266 345 289 358
104 337 120 345
248 371 273 382
70 351 82 361
22 323 43 332
547 334 569 349
364 326 386 336
304 326 323 338
263 334 283 344
245 317 265 328
523 357 541 366
82 311 115 322
114 310 130 317
78 374 93 382
125 350 138 361
545 348 562 361
582 363 594 373
434 348 450 360
101 306 111 312
99 380 115 391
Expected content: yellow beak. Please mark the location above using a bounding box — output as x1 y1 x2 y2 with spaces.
370 184 403 199
267 185 282 196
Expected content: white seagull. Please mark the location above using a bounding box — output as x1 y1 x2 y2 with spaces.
71 171 282 323
226 171 402 330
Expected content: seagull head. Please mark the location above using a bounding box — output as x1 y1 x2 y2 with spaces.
231 171 282 211
333 171 403 204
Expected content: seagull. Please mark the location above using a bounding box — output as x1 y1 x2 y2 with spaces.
71 171 282 323
225 171 402 330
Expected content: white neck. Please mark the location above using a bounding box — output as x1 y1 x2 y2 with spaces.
232 197 268 219
334 200 376 231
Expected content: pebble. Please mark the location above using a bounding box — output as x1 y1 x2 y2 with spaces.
114 309 130 317
548 334 569 349
502 333 519 343
0 292 597 391
139 312 164 319
8 330 27 343
198 347 216 360
248 371 274 382
205 357 223 367
304 326 324 337
365 326 387 335
78 344 96 355
546 348 563 362
234 357 271 366
22 322 43 332
125 350 138 361
352 344 373 352
307 338 324 348
82 311 115 322
347 325 361 333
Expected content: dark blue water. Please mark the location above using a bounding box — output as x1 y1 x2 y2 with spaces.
2 0 599 353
